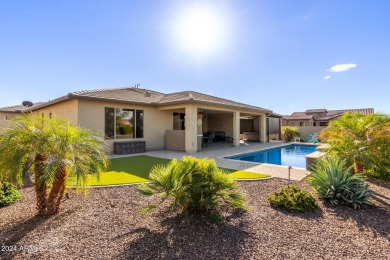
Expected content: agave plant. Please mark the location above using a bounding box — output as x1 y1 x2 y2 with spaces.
138 156 248 222
308 157 372 208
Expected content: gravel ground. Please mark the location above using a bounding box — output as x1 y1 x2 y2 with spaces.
1 178 389 259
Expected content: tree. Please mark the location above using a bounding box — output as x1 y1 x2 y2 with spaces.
281 126 300 142
320 113 390 175
0 115 109 216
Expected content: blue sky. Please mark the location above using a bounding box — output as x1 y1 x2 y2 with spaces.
1 0 389 115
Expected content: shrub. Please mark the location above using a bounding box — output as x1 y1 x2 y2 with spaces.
281 126 300 142
137 156 248 222
319 112 390 178
0 182 22 207
268 185 318 213
308 157 372 208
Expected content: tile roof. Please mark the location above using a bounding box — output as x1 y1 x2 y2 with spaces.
159 90 272 113
305 109 327 114
0 102 45 113
283 108 374 121
70 87 165 104
29 87 273 114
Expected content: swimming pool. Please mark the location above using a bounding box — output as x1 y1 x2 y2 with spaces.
229 144 317 168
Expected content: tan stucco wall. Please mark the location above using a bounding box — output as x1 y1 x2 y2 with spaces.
240 119 254 133
0 112 20 128
296 126 327 142
207 114 233 138
165 130 185 151
77 99 172 152
35 99 79 126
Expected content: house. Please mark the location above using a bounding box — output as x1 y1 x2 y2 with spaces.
282 108 374 127
1 87 281 154
0 102 44 128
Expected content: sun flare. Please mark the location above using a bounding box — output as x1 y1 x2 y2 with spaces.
176 5 226 55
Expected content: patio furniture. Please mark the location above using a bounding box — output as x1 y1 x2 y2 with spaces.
225 136 233 143
202 136 209 147
208 132 216 143
215 131 225 141
294 137 301 142
308 133 319 143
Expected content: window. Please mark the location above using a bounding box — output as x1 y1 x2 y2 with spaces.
313 122 316 126
116 108 134 139
104 107 144 140
299 122 305 126
105 108 115 139
173 112 185 130
136 110 144 138
319 122 328 126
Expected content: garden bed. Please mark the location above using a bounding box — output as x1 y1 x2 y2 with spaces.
1 179 389 259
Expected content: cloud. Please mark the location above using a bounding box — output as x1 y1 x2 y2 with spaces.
327 63 357 72
324 76 331 79
289 105 294 108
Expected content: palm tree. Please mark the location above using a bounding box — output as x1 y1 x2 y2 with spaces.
320 113 390 173
0 115 108 216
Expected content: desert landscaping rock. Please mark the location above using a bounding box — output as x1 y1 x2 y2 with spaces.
1 178 389 259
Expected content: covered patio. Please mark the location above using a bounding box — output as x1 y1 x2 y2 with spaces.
161 104 269 153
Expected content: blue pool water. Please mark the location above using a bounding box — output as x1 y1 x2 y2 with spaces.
229 144 317 168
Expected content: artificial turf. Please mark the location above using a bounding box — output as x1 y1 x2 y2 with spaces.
86 155 269 186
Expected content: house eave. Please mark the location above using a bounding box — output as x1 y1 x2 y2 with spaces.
158 99 272 114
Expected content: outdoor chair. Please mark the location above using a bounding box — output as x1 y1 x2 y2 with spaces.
308 133 319 143
208 132 216 143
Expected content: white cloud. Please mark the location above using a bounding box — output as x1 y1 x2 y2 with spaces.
327 63 357 72
289 105 294 108
324 76 331 79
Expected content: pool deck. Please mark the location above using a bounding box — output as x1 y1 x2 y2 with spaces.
110 141 312 181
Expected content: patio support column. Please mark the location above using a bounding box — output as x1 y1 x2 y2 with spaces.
233 111 240 147
259 114 267 143
185 105 198 153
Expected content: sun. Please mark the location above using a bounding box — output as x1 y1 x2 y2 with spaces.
176 4 226 55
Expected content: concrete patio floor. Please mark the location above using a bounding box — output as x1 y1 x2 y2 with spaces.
111 141 311 181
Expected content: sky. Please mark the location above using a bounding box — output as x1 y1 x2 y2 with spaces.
1 0 389 115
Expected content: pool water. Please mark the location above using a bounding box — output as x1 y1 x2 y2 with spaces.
229 144 317 168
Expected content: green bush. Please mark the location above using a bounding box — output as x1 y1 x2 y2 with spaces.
308 157 372 208
0 182 22 207
267 185 318 213
137 156 248 222
281 126 300 142
319 113 390 179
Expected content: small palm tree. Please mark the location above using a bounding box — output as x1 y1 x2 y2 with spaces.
320 113 390 173
138 157 248 222
0 115 109 216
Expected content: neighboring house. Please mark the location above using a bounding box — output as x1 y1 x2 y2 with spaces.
10 87 280 153
282 108 374 127
0 102 44 128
